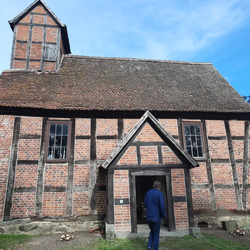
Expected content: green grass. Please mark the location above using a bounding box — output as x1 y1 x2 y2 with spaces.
81 234 250 250
1 233 250 250
0 234 33 250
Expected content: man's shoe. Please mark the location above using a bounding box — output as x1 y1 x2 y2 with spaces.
147 248 151 250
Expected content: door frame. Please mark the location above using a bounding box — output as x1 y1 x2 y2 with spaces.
130 169 176 233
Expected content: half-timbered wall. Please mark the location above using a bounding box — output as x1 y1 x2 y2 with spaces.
11 4 63 71
0 115 249 231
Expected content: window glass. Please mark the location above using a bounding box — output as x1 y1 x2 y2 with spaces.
48 123 69 160
184 124 203 158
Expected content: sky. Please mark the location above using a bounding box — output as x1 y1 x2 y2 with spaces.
0 0 249 96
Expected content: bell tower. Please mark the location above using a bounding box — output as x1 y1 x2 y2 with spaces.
9 0 71 71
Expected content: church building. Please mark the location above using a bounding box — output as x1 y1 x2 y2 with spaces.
0 0 250 236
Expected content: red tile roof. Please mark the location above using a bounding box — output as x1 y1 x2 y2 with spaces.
0 55 250 113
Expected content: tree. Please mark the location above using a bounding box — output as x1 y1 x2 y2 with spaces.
242 95 250 104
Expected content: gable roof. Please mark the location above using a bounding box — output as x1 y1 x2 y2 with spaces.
8 0 70 54
101 110 199 169
1 55 250 116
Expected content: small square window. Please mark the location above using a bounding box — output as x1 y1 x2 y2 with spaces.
46 120 71 161
182 122 204 158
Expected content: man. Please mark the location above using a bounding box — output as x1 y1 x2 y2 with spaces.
144 180 167 250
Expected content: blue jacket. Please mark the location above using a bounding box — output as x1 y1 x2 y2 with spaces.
144 188 167 220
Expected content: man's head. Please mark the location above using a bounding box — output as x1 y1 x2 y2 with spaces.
153 180 161 190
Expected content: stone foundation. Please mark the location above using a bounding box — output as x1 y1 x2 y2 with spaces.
0 219 103 235
194 210 250 229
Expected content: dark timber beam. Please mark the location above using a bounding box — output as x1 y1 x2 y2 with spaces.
4 117 21 220
66 118 75 216
89 118 97 212
224 120 242 210
242 121 249 210
185 168 194 227
107 169 114 224
202 120 217 210
35 117 48 216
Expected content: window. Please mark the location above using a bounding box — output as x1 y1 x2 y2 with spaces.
46 121 71 161
182 122 204 158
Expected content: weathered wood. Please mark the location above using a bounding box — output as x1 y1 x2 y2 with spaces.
158 146 163 165
35 117 48 217
17 160 39 165
114 164 187 170
19 135 41 139
66 118 75 216
191 184 209 189
10 25 17 69
107 169 114 224
89 118 97 212
224 120 242 210
211 159 230 163
202 120 217 210
118 118 124 142
177 119 184 148
25 14 33 69
172 196 186 202
136 146 141 165
44 186 66 192
232 136 245 140
56 27 61 70
184 168 194 227
97 135 117 140
41 17 46 71
132 141 167 146
75 135 91 140
4 117 21 220
14 187 36 193
166 171 175 231
208 136 227 140
75 160 89 164
242 121 249 210
130 174 137 233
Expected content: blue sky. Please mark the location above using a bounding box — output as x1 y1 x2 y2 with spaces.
0 0 249 96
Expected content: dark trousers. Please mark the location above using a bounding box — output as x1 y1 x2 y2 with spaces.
146 217 161 250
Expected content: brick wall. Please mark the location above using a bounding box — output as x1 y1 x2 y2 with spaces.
172 169 189 230
11 4 63 71
0 116 14 220
1 115 249 231
114 170 130 232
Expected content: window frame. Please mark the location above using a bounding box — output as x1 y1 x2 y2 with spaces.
45 120 72 162
182 121 206 159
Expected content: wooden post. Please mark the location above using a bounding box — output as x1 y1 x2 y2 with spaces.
35 117 48 216
202 120 217 210
66 118 75 216
166 170 175 231
185 168 194 227
4 117 21 220
242 121 249 210
89 118 97 212
224 120 242 210
130 174 137 233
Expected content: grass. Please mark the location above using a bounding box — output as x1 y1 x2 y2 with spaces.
1 233 250 250
81 234 250 250
0 234 33 250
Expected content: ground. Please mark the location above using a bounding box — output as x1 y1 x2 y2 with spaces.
12 231 103 250
201 228 250 245
10 228 250 249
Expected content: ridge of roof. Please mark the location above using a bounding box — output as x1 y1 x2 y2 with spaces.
64 54 212 65
9 0 65 29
